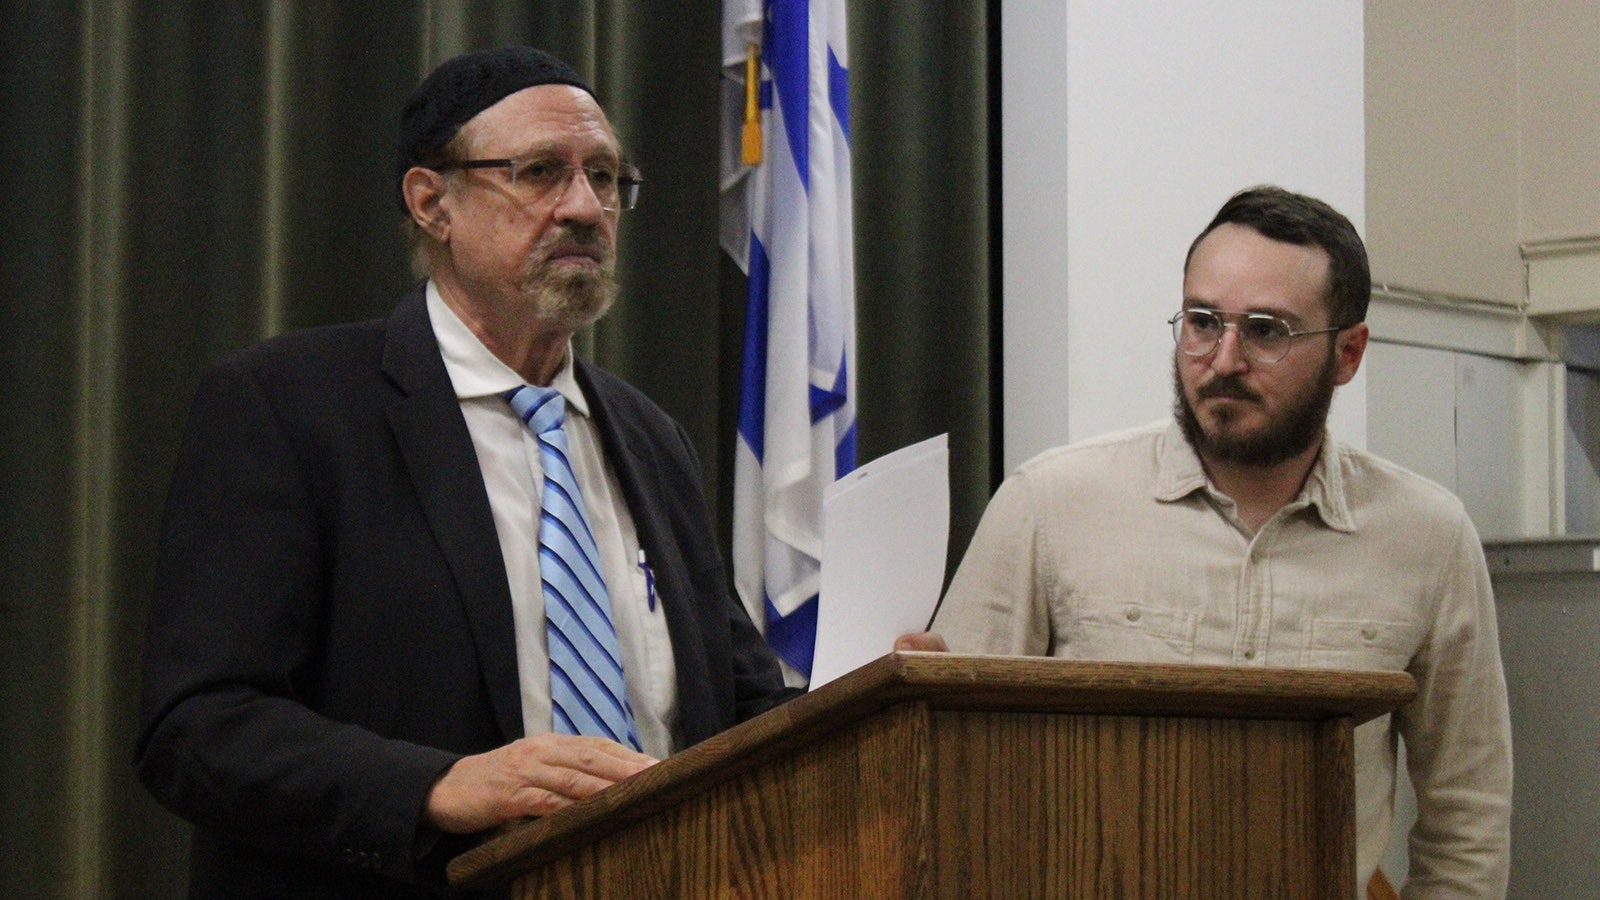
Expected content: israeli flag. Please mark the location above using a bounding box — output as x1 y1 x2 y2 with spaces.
721 0 856 683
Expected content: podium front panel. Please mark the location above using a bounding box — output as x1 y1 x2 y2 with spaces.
928 709 1348 898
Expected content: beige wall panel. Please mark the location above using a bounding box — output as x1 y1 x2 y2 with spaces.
1518 1 1600 241
1366 0 1524 302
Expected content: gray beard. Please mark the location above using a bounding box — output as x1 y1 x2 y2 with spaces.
1173 352 1337 468
523 264 618 332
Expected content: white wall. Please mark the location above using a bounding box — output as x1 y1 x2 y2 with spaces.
1003 1 1367 471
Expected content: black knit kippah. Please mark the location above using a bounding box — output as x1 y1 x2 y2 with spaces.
395 46 593 210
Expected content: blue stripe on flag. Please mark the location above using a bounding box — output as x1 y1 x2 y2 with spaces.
768 0 810 191
809 386 843 423
836 421 857 478
736 234 771 461
809 354 849 423
827 45 850 140
765 592 817 676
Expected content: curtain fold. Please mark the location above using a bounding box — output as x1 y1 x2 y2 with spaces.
0 2 989 893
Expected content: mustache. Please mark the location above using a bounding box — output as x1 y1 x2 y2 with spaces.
531 225 610 262
1196 376 1260 403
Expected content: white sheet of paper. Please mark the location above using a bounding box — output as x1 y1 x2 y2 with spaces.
810 433 949 688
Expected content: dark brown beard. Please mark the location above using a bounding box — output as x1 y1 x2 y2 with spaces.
1173 349 1337 468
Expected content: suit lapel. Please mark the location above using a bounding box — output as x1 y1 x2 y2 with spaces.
381 288 524 742
577 365 693 618
577 361 722 740
575 360 670 567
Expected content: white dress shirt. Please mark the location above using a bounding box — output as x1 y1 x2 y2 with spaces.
427 283 680 758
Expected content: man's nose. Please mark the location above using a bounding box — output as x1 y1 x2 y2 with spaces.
551 168 606 223
1210 324 1251 373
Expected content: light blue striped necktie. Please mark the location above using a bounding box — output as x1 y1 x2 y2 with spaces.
507 385 641 751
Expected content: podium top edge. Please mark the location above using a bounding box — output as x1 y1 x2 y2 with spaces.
874 652 1417 718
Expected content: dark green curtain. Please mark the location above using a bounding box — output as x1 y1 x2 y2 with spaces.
0 2 989 894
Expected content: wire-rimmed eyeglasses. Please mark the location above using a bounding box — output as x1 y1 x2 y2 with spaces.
432 156 642 212
1169 307 1346 364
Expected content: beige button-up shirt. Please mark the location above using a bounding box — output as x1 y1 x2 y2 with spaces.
935 420 1511 898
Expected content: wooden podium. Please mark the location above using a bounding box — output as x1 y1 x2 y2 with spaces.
449 652 1414 898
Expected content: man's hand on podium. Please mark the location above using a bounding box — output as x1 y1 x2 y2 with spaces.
424 734 657 834
894 632 950 652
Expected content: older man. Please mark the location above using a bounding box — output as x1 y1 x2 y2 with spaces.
137 47 794 898
905 186 1512 898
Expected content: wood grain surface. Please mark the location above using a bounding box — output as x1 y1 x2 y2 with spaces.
448 653 1413 898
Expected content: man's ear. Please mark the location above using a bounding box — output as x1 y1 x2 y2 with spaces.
1332 322 1369 386
402 167 450 241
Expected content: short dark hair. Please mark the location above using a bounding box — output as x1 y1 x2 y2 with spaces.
1184 185 1371 326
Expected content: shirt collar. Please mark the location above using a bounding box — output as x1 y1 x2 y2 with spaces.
426 280 590 418
1300 437 1356 531
1153 418 1356 533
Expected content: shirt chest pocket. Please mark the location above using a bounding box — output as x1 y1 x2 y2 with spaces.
1058 596 1198 663
1301 618 1426 671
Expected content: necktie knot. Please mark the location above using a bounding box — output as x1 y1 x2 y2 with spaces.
507 385 565 436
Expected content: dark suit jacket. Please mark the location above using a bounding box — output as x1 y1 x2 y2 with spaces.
136 288 795 898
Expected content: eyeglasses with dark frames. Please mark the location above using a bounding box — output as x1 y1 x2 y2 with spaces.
432 157 642 212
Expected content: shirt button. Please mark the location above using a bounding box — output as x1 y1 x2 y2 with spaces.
1244 649 1256 660
1361 627 1378 641
1125 608 1142 622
